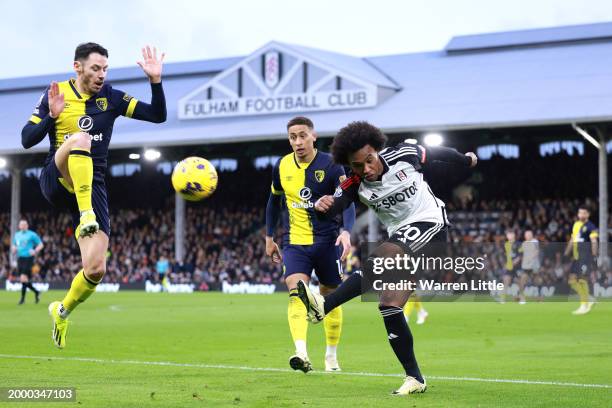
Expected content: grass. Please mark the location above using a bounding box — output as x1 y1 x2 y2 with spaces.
0 290 610 407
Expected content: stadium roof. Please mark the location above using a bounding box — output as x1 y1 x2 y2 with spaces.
2 22 612 154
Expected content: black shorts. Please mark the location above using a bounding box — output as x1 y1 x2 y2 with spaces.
17 257 34 277
387 222 448 255
39 160 110 237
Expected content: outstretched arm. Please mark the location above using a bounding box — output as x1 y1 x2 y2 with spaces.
129 83 167 123
126 46 167 123
425 145 477 167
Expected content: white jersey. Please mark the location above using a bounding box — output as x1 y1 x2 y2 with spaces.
520 239 540 270
337 143 447 236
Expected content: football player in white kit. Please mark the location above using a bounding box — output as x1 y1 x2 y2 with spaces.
296 121 477 396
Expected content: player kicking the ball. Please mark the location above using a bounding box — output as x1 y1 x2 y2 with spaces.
296 121 477 395
21 42 167 348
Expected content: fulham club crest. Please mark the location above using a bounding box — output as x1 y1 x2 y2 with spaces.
264 51 280 88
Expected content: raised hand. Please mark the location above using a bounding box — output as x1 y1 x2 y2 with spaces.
137 45 165 84
48 81 65 119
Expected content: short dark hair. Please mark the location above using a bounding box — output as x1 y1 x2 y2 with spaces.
74 42 108 62
331 121 387 165
287 116 314 130
578 205 590 213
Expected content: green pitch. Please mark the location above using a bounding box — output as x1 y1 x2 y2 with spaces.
1 291 610 407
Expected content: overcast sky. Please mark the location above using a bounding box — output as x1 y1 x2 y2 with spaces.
2 0 612 79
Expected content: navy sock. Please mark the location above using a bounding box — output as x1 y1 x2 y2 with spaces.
379 305 424 383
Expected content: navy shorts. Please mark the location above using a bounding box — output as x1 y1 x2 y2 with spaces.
39 160 110 237
571 260 592 276
282 242 343 287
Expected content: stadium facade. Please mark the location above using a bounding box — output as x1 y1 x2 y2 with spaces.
0 22 610 270
2 22 612 151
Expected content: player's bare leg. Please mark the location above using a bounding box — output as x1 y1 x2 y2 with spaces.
49 231 108 348
320 283 342 371
54 132 98 238
285 273 313 372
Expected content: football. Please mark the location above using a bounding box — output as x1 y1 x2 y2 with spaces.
171 156 218 201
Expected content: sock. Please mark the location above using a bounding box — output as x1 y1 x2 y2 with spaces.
324 306 343 357
59 269 99 318
288 288 308 355
323 272 362 314
577 279 589 305
26 282 39 294
569 278 584 306
404 295 421 317
68 149 93 213
20 283 26 301
379 305 424 383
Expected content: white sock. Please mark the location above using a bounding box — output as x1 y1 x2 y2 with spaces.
58 303 70 319
325 345 337 359
295 340 308 357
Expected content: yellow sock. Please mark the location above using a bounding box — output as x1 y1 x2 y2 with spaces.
68 149 93 213
569 278 583 305
577 279 590 305
404 298 415 317
414 297 423 312
288 289 308 352
404 294 422 316
60 269 98 317
324 305 343 347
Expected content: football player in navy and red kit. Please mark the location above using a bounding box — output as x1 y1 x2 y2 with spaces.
21 42 167 348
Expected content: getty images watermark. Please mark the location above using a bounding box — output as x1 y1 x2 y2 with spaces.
358 242 612 302
369 252 502 292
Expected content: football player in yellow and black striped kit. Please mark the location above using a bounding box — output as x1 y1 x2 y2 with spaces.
500 230 521 303
564 206 598 315
265 116 355 372
21 42 166 348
